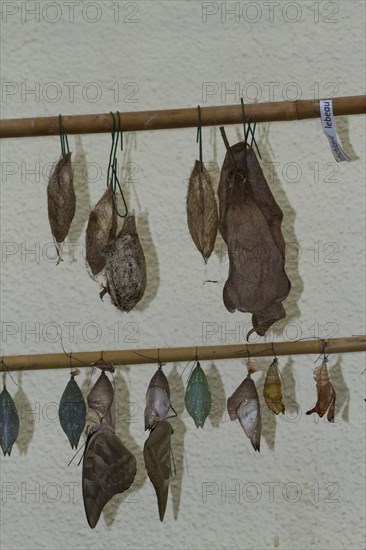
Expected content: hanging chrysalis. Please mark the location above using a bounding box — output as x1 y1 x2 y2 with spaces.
85 186 118 276
144 420 173 521
87 366 115 422
103 213 147 312
144 366 171 431
263 358 285 414
83 368 136 528
227 362 261 451
306 358 336 422
185 361 212 428
186 160 218 262
58 370 86 449
47 119 75 262
0 375 20 457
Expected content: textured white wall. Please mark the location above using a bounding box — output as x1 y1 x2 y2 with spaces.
0 1 365 549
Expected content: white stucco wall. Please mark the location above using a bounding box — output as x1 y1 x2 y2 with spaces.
0 1 365 549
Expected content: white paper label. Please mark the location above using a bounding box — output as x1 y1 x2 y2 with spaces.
319 99 350 162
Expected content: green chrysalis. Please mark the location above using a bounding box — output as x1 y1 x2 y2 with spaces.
0 383 20 456
59 374 86 449
185 362 212 428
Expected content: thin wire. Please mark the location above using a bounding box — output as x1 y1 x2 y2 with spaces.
196 105 203 171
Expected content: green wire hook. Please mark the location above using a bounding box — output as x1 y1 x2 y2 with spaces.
196 105 203 171
58 114 69 159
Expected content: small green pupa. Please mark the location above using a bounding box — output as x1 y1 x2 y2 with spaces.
59 372 86 449
0 382 20 456
185 362 212 428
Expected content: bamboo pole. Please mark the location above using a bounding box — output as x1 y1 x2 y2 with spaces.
1 336 365 372
0 95 365 139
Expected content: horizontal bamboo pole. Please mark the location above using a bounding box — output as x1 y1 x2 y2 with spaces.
0 95 365 139
1 336 365 372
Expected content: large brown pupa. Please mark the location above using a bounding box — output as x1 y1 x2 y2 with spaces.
47 152 75 261
85 186 117 276
186 160 218 262
218 141 291 338
87 369 115 424
306 359 336 422
104 213 147 312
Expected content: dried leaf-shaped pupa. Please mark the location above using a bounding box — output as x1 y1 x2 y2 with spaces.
263 359 285 415
144 367 171 431
218 142 291 338
58 373 86 449
306 359 336 422
144 420 173 521
87 369 115 424
83 420 136 528
186 160 218 262
47 152 75 258
0 384 20 456
227 371 261 451
86 186 117 276
104 213 147 312
185 362 212 428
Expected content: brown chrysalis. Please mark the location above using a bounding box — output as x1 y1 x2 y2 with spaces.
85 186 118 276
144 366 171 431
227 362 261 451
143 420 173 521
306 358 336 422
218 137 291 338
103 213 147 312
47 152 75 262
263 358 285 415
186 160 218 262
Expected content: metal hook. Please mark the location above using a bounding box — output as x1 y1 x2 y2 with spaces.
58 114 69 158
196 105 203 171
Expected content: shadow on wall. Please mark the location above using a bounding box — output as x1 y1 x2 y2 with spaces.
335 116 358 160
207 362 226 428
329 355 350 422
68 136 91 249
14 371 35 455
255 124 303 334
167 364 186 520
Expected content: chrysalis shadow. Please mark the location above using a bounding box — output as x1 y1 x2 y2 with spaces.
254 362 277 451
335 116 358 160
135 211 160 311
14 372 35 455
167 364 187 520
330 355 350 422
68 135 91 247
254 125 303 330
281 357 298 423
207 363 226 428
102 368 144 527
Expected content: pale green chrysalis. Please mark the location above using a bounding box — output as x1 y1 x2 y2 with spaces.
185 362 212 428
0 383 20 456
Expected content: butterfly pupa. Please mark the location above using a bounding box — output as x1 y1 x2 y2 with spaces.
144 366 171 431
87 368 115 422
47 152 75 262
143 420 173 521
82 422 137 528
184 361 212 428
58 371 86 449
263 358 285 415
186 160 218 262
306 358 336 422
0 380 20 457
227 363 261 451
